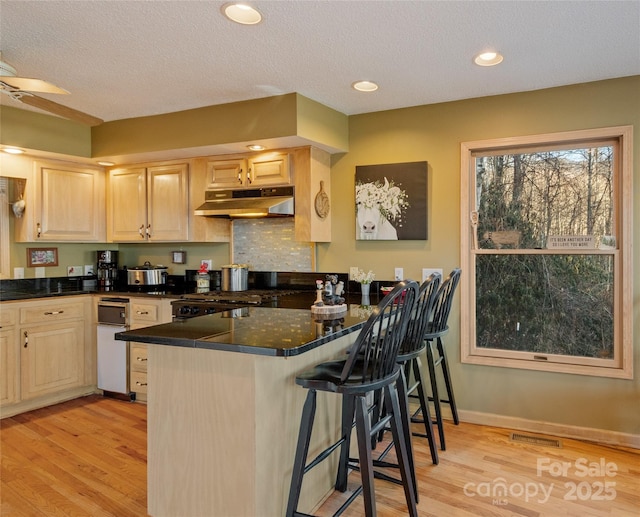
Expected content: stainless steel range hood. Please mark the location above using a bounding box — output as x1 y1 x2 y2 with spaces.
194 186 294 218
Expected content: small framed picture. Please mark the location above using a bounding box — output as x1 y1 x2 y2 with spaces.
27 247 58 267
172 251 187 264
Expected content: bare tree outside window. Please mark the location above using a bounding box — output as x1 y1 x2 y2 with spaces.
475 147 614 358
460 127 632 378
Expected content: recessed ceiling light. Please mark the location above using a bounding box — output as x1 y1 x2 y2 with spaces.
474 51 504 66
98 161 115 166
352 80 378 92
223 3 262 25
2 147 24 154
247 144 265 151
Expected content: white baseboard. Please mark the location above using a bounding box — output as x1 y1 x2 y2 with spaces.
456 409 640 449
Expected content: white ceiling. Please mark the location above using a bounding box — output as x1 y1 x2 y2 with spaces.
1 0 639 124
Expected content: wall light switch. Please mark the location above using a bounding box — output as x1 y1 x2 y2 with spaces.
422 268 443 282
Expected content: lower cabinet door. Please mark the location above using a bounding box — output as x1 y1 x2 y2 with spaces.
20 321 84 400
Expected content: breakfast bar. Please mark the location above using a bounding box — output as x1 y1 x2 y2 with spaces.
117 306 370 517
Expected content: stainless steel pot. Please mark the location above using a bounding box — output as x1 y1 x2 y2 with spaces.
221 264 249 291
127 262 168 286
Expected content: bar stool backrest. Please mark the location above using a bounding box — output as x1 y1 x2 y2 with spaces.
428 268 461 335
342 280 419 385
400 273 441 355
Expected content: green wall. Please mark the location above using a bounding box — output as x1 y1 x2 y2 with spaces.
0 106 92 157
320 76 640 436
3 77 638 437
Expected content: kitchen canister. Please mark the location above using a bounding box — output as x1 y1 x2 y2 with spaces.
221 264 249 291
196 264 211 293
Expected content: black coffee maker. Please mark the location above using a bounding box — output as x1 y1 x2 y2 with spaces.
97 250 118 291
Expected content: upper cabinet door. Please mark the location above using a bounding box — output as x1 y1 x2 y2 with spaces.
146 164 189 241
15 160 106 242
107 167 147 242
207 159 248 189
206 152 290 189
107 164 189 242
248 152 290 186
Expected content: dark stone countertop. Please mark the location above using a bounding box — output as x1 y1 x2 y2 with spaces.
116 303 376 357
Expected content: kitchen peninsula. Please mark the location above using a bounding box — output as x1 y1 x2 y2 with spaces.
117 306 370 517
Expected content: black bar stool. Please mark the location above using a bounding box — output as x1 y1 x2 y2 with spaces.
286 280 420 517
375 273 442 469
423 268 461 450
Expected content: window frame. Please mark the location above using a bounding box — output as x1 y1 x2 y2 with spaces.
460 126 633 379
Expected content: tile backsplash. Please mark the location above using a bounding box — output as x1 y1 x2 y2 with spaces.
232 219 313 272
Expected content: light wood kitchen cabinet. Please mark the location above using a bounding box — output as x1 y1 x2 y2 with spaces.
14 159 106 242
130 344 148 397
0 307 19 406
206 151 290 189
128 297 172 401
1 296 95 418
107 163 189 242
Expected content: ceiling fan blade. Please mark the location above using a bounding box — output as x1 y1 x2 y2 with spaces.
0 76 69 95
19 93 103 126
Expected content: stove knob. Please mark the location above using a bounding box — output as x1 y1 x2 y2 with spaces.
205 307 215 315
191 307 200 315
180 306 191 315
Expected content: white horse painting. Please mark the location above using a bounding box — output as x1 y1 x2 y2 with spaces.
356 177 409 240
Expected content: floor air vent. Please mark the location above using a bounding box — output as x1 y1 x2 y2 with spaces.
510 433 562 448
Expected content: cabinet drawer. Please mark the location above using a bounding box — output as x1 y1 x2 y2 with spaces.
130 344 148 373
130 303 160 325
0 307 17 328
20 301 84 324
130 371 148 394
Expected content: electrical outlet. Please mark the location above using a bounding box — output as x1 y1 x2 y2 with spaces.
35 267 45 278
13 267 24 279
394 267 404 281
349 266 359 280
422 268 443 282
84 264 95 275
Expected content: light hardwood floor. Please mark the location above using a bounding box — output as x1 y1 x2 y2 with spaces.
1 395 638 516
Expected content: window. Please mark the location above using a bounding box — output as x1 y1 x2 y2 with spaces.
460 127 632 378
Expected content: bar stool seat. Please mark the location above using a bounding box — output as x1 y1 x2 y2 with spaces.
286 280 419 517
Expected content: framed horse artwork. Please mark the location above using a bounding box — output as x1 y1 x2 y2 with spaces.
355 161 428 240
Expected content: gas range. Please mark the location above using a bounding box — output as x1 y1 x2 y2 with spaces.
171 289 309 319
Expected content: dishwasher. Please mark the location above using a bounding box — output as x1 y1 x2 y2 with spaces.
97 297 132 398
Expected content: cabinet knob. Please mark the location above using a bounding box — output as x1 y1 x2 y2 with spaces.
44 310 64 315
139 225 145 238
146 224 151 238
237 169 243 184
37 223 41 238
136 356 147 362
136 381 148 387
23 330 28 348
